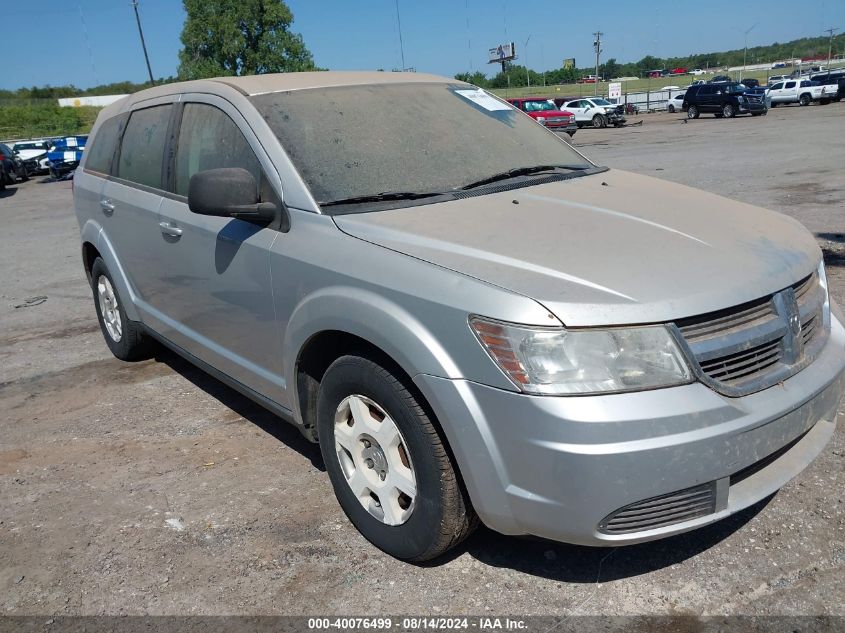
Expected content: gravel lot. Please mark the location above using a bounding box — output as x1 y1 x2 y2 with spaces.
1 102 844 618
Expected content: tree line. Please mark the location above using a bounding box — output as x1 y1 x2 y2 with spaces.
456 33 845 88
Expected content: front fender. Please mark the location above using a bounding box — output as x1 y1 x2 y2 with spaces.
283 285 462 425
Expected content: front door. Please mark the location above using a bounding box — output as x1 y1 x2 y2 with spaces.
152 98 285 399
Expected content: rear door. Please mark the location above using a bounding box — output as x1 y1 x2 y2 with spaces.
152 96 283 398
99 100 175 322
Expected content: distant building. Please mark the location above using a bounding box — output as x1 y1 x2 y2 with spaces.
58 95 128 108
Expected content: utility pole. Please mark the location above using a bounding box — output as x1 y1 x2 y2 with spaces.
593 31 603 96
132 1 155 84
741 22 758 82
825 27 839 79
523 35 531 88
395 0 406 71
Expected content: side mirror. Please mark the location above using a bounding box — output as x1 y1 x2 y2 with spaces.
188 167 276 224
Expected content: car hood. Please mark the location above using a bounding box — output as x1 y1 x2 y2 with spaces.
14 149 46 160
333 169 821 327
530 109 572 117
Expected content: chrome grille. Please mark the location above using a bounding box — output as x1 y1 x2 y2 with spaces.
598 483 717 534
675 272 828 396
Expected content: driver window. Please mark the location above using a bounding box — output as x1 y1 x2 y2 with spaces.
175 103 262 197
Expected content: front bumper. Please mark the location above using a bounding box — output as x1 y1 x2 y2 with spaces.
414 313 845 546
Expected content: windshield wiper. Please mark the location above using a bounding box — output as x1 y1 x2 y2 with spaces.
458 164 588 190
319 191 450 207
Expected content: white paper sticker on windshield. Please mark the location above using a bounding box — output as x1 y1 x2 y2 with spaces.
454 89 511 111
65 137 78 147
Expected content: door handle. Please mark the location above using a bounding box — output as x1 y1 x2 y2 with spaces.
158 221 183 237
100 199 115 215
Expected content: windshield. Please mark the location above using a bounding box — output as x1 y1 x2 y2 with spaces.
523 100 556 112
13 142 46 151
726 84 747 94
251 83 593 211
591 98 613 106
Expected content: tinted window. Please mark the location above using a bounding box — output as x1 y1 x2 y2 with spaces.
785 82 795 89
700 86 715 95
85 114 125 174
118 105 172 189
174 103 261 197
771 83 783 90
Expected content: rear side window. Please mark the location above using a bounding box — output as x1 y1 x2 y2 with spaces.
118 105 172 189
174 103 261 197
785 82 795 89
85 114 126 174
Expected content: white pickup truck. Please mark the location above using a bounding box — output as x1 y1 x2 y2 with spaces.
768 79 836 106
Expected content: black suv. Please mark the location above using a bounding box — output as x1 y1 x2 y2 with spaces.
683 82 767 119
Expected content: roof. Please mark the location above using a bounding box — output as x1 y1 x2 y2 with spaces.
213 71 457 95
95 71 465 121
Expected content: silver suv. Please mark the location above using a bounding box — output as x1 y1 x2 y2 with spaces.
73 72 845 561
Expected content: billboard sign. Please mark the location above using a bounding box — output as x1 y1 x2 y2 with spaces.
608 82 622 99
488 42 516 64
562 58 576 70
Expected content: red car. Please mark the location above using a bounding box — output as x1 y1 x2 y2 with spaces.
506 98 578 137
670 67 688 75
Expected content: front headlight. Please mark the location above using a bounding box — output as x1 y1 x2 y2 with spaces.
470 316 693 395
536 116 546 124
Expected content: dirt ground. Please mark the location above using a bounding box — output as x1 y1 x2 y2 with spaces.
1 102 844 617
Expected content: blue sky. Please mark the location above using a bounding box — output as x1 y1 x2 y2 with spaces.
3 0 843 90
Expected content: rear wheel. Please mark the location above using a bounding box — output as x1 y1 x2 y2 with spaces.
722 103 735 118
799 93 811 106
668 104 676 113
90 258 156 361
317 355 477 561
687 105 699 119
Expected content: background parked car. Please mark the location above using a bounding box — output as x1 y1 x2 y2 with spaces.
10 140 51 175
505 98 577 137
710 75 732 83
46 136 87 179
683 82 767 118
562 97 625 128
0 143 29 185
741 78 760 88
667 93 686 112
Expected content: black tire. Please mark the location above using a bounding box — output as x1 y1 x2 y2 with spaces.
722 103 735 118
90 257 155 361
668 104 676 113
799 93 811 106
771 102 778 107
592 113 605 128
687 105 699 119
820 98 830 105
317 355 477 561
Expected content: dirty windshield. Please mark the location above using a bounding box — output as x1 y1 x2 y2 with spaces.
250 83 594 212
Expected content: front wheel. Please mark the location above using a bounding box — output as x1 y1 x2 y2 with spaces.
592 113 606 128
687 105 699 119
317 355 477 561
722 103 735 118
799 94 811 106
668 104 676 113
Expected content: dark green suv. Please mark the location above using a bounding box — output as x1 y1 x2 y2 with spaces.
682 82 767 118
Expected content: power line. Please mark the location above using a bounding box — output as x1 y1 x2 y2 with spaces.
132 0 155 84
824 27 839 75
